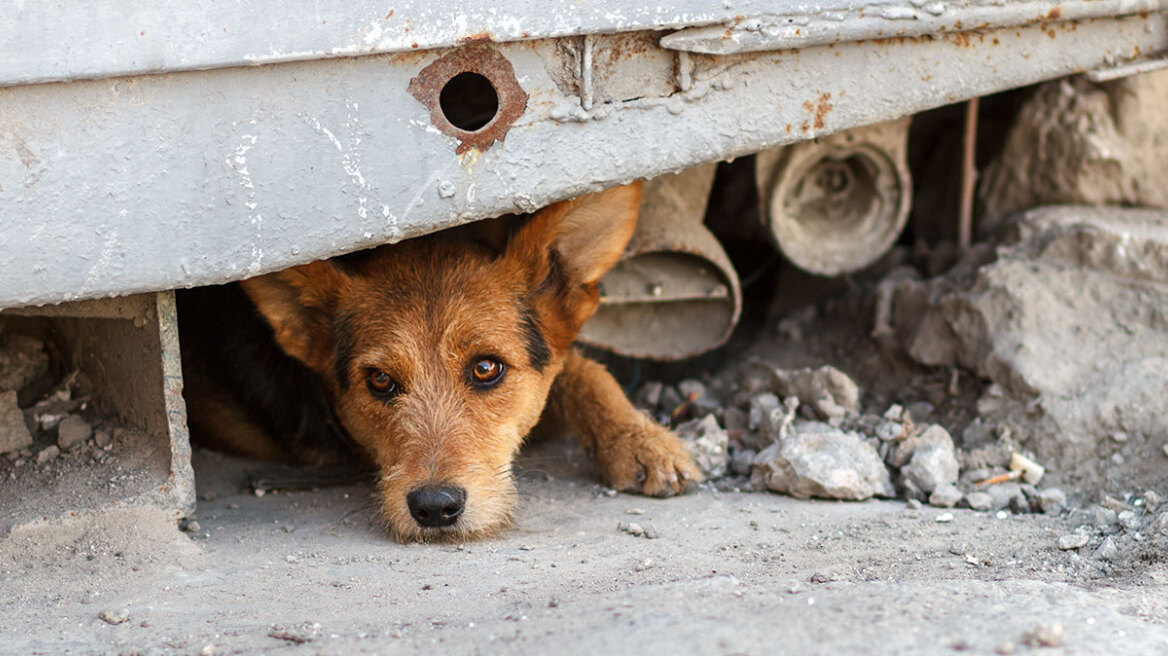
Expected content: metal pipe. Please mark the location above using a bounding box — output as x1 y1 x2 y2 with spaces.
756 117 912 277
578 164 743 360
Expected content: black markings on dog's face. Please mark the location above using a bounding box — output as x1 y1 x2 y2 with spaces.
519 308 550 372
333 313 357 391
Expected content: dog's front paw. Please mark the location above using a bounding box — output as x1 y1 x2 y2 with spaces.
597 421 702 497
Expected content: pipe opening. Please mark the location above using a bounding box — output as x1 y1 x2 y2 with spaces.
787 154 881 238
439 72 499 132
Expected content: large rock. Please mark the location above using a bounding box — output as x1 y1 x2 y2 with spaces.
980 71 1168 234
751 422 894 500
0 390 33 455
891 206 1168 478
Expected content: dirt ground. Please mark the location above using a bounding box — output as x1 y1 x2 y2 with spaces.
1 435 1167 656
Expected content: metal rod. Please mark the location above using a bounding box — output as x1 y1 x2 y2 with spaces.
958 96 980 251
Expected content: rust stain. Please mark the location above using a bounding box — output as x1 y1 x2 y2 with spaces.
407 44 529 155
785 123 792 133
1046 7 1062 20
386 9 395 18
802 92 833 130
951 32 971 47
992 37 1001 45
457 31 495 46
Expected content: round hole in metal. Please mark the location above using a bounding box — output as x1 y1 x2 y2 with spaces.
439 72 499 132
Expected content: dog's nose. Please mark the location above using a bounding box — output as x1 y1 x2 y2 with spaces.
406 484 466 527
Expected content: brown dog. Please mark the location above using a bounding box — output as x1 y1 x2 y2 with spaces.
178 183 700 541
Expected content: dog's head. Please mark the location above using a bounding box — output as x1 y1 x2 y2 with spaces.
239 183 641 541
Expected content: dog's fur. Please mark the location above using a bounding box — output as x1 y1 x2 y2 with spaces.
178 183 700 541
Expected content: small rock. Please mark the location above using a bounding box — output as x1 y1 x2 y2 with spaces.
964 492 994 512
935 513 954 523
1162 443 1168 458
675 415 729 479
56 415 92 451
1093 536 1118 561
1035 488 1067 514
93 429 113 447
36 445 60 465
875 421 904 442
1151 513 1168 535
1022 622 1064 648
0 390 33 455
995 641 1016 655
723 407 748 431
906 401 935 422
900 435 960 496
199 645 216 656
770 365 860 422
1143 490 1162 512
618 522 646 537
634 558 654 572
1117 510 1141 532
184 521 202 533
635 381 664 409
905 498 923 510
751 423 894 500
1102 496 1129 513
986 482 1026 512
1057 533 1089 550
1091 507 1118 529
658 386 684 414
748 393 781 431
730 449 756 477
929 484 962 508
99 608 130 625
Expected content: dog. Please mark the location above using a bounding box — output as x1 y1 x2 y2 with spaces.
177 182 700 542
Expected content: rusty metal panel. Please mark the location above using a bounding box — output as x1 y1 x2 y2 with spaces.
0 13 1166 309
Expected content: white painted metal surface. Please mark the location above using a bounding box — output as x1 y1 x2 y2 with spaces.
0 3 1165 308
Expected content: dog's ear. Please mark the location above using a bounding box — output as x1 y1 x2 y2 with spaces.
508 182 642 289
239 261 350 372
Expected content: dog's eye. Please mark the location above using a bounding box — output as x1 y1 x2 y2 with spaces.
366 369 399 398
470 358 505 387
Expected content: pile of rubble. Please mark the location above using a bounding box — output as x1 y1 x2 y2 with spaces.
641 363 1073 516
0 332 118 477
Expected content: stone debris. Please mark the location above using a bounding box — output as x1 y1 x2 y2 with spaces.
634 558 655 572
729 449 756 477
675 414 729 479
980 72 1168 232
268 623 321 644
0 333 49 393
0 390 33 455
928 484 962 508
964 493 994 513
890 205 1168 484
56 415 92 451
1093 536 1118 561
35 445 60 465
751 423 894 501
935 513 954 523
1057 533 1089 550
896 425 960 498
1035 488 1067 514
770 366 859 424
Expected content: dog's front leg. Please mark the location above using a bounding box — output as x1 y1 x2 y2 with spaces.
549 350 701 496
